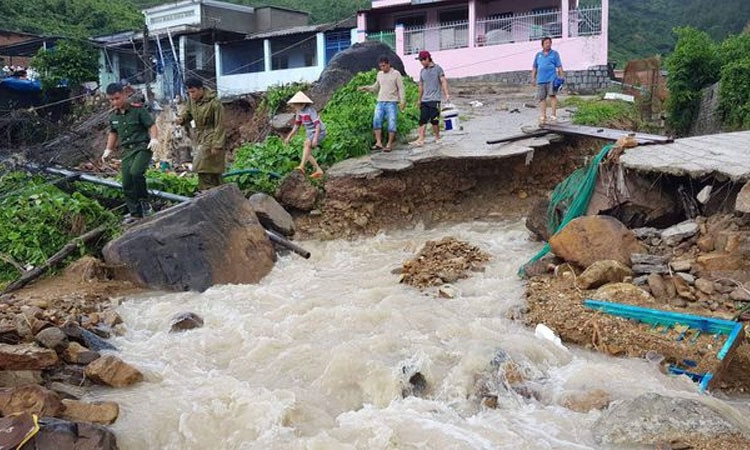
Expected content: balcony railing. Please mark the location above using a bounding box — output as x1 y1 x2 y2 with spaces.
570 6 603 37
366 31 396 50
403 20 469 55
475 9 562 47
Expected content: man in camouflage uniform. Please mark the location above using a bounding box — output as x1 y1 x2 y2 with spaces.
102 83 159 223
176 77 226 191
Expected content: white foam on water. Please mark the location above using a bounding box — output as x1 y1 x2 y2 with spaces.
88 220 704 449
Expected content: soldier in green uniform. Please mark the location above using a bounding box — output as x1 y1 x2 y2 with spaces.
176 77 226 191
102 82 159 223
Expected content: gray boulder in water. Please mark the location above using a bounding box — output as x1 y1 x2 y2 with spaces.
103 184 276 292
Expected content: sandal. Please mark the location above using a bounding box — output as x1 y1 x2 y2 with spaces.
371 144 384 151
384 146 392 152
310 171 324 179
409 140 424 147
293 167 305 175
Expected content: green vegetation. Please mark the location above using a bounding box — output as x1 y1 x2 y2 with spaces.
717 34 750 129
608 0 750 65
260 82 312 117
230 70 420 194
0 170 118 287
563 96 643 130
664 28 720 135
31 39 99 91
0 0 143 37
663 27 750 134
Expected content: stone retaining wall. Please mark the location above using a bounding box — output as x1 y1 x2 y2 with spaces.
455 65 611 95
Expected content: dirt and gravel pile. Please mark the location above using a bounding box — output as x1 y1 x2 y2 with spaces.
521 211 750 392
400 237 490 289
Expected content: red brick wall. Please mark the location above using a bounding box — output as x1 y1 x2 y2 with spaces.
0 31 37 68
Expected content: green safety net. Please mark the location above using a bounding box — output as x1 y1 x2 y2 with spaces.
519 144 614 276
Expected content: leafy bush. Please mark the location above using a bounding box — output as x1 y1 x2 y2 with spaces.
260 82 312 116
718 58 750 129
144 169 198 197
231 70 421 194
231 136 300 193
0 171 117 285
317 70 420 165
718 33 750 67
665 27 720 135
31 39 99 91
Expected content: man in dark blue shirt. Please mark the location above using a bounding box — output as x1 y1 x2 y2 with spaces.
531 37 564 125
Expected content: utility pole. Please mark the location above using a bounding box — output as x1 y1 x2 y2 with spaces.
143 24 152 104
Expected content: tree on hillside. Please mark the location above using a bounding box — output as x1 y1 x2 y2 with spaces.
0 0 142 37
609 0 750 64
32 39 99 91
665 27 720 135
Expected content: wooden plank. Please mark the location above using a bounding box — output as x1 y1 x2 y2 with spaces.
486 130 551 145
540 123 673 143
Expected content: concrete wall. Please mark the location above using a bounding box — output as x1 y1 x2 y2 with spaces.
691 82 723 137
254 7 310 33
398 33 607 79
202 4 255 34
216 33 326 97
452 64 611 94
363 0 607 81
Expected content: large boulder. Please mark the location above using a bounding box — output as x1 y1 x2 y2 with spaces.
0 343 58 370
26 417 118 450
0 384 64 417
592 393 746 446
103 184 276 292
309 41 406 108
275 171 318 212
84 355 143 388
249 192 295 237
525 198 553 241
576 260 632 290
549 215 645 267
62 399 119 425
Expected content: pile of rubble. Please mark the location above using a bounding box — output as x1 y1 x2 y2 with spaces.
400 237 491 291
0 258 142 450
522 212 750 387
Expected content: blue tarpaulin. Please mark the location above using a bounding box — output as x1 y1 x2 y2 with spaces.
0 77 42 93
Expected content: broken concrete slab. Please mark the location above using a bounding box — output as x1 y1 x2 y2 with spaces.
620 130 750 181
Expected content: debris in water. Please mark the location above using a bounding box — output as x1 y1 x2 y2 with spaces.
400 237 490 289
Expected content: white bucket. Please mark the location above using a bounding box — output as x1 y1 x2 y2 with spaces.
442 104 459 132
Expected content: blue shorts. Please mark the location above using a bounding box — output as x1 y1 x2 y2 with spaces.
373 101 398 133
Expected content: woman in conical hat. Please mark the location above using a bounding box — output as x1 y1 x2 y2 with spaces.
284 91 326 179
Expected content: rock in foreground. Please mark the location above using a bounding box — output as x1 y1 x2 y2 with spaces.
592 393 745 445
549 215 644 267
103 184 276 292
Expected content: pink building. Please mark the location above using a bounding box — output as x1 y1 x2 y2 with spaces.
357 0 608 89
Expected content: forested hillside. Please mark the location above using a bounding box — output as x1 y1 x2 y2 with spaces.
1 0 749 64
609 0 750 65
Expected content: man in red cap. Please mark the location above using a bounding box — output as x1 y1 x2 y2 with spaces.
412 50 450 146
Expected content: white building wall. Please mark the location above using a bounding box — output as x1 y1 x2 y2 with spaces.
216 32 329 98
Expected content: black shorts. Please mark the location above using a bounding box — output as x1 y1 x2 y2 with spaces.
419 101 441 126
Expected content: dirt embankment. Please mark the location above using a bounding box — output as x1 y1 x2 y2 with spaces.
294 137 602 240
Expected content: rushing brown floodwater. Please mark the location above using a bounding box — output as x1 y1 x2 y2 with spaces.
89 220 732 449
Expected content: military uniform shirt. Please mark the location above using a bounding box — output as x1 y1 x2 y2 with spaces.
108 104 154 151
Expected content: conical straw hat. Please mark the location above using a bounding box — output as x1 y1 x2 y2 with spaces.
287 91 313 104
